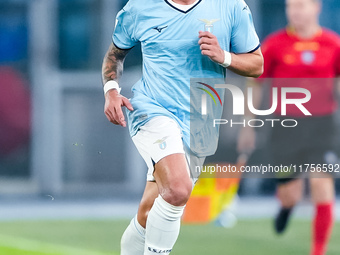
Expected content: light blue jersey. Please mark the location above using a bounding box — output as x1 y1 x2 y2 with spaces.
113 0 260 157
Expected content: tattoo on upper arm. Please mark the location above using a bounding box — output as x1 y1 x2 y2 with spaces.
102 43 130 85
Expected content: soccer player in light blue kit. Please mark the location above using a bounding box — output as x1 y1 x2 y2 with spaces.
102 0 263 254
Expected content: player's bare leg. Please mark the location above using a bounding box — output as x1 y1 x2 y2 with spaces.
144 153 192 255
137 182 159 228
121 153 192 255
274 178 304 234
310 174 334 203
310 173 335 255
277 178 304 208
153 153 192 206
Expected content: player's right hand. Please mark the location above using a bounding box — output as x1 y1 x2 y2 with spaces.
237 126 256 155
104 89 134 127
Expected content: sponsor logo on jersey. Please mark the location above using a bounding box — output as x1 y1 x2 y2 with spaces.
283 54 296 65
153 26 168 33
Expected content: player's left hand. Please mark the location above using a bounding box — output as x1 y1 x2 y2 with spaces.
198 31 224 64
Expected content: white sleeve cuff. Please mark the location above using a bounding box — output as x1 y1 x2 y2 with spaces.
220 51 232 68
104 81 121 95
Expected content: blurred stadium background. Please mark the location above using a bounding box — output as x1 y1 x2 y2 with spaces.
1 0 340 254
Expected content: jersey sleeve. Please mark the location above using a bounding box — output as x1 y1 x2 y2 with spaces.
230 0 260 54
112 6 138 49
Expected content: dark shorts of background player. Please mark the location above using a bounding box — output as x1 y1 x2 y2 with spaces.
270 114 336 184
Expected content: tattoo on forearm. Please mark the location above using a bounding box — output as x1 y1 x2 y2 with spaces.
102 44 129 85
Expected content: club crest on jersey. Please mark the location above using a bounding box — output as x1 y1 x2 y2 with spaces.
154 136 169 150
199 19 220 33
301 50 315 65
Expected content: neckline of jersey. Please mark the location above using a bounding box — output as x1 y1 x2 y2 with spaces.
164 0 202 14
167 0 199 11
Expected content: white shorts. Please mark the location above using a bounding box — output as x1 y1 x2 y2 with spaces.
132 116 205 184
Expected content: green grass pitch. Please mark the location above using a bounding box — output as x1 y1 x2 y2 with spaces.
0 219 338 254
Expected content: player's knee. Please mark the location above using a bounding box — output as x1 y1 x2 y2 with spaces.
162 181 192 206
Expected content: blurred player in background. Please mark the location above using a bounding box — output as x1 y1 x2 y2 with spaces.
238 0 340 254
102 0 263 254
